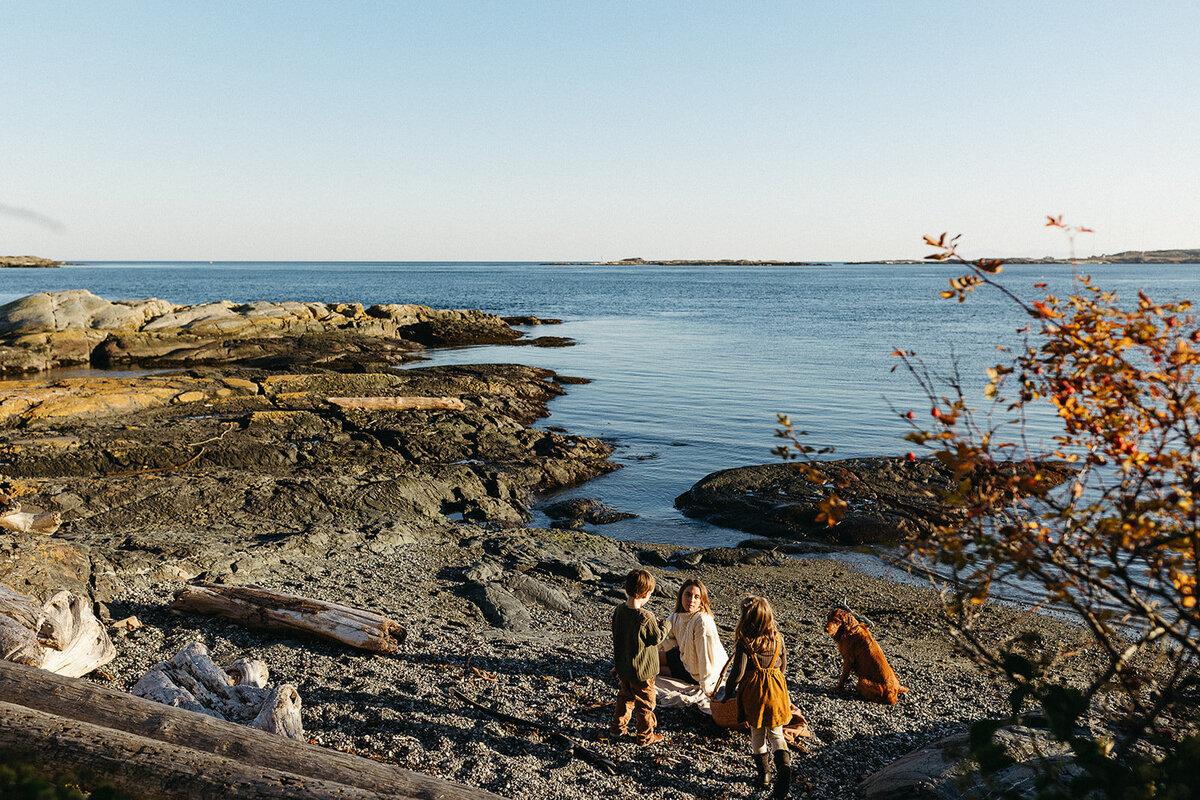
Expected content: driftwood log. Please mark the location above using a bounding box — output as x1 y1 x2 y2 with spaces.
172 583 406 653
0 584 114 676
132 641 303 739
0 660 503 800
0 490 61 535
326 395 466 411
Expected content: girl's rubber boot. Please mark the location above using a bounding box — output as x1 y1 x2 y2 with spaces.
772 749 792 799
754 752 771 787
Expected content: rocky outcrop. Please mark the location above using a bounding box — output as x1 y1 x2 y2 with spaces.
0 256 65 268
675 457 1073 545
0 361 617 601
0 291 545 374
859 726 1075 800
541 497 637 529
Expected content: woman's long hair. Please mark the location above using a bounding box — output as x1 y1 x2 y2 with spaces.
674 578 713 615
735 596 780 654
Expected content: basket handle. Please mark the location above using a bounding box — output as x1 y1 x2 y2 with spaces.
708 646 735 699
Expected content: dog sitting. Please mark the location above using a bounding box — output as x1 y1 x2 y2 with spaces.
824 608 908 705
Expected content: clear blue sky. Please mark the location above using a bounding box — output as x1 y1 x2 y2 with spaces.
3 1 1197 261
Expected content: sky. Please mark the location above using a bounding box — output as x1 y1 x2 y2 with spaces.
2 1 1198 262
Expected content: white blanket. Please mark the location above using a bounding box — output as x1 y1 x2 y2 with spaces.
654 675 712 713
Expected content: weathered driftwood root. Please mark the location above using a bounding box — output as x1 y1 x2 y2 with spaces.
0 490 61 535
0 584 115 677
132 641 303 739
326 395 466 411
0 659 504 800
172 583 406 653
450 686 618 775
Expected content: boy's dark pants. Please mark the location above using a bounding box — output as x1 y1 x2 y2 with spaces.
611 675 656 743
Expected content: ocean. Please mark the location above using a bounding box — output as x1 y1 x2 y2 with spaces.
4 260 1198 549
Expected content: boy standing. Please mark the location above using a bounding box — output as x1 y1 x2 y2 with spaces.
611 569 670 746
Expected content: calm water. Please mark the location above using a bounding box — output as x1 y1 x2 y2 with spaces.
4 261 1199 549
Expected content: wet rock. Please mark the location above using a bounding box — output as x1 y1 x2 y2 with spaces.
501 316 562 326
737 537 833 555
675 457 1073 545
635 548 673 567
669 551 703 568
697 547 786 567
541 497 637 526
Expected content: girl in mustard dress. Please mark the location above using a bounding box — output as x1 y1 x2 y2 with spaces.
717 596 792 799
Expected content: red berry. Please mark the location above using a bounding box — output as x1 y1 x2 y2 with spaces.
931 408 941 418
905 411 915 420
906 452 916 462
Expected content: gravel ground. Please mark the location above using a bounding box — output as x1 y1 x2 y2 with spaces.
91 520 1098 800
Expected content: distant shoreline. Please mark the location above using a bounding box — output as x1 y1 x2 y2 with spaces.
0 256 68 268
844 247 1200 265
551 249 1200 267
545 258 829 266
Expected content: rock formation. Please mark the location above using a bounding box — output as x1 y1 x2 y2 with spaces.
0 290 554 375
675 457 1072 545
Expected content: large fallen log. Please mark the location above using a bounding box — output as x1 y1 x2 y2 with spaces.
0 584 115 676
326 395 466 411
132 641 303 739
172 583 406 653
0 659 503 800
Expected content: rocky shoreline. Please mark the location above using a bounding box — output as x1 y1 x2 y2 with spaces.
0 291 1101 799
89 528 1099 800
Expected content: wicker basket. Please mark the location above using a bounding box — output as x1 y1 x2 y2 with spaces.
709 657 745 728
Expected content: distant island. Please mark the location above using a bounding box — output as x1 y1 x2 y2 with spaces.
550 250 1200 267
852 248 1200 265
545 257 828 266
0 256 68 268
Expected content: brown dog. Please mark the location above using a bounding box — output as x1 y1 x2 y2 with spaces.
825 608 908 705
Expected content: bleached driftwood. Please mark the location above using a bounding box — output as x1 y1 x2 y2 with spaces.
326 395 466 411
0 584 115 677
132 641 303 739
0 660 503 800
38 590 117 676
172 583 406 653
0 490 61 535
226 656 270 687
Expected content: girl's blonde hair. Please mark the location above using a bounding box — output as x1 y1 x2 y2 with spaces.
735 596 781 654
674 578 713 615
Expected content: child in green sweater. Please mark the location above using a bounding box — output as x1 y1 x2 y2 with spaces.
610 569 670 746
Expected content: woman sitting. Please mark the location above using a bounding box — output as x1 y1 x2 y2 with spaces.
657 579 728 698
